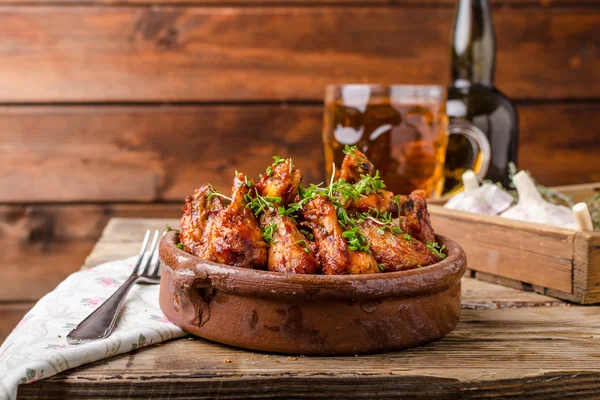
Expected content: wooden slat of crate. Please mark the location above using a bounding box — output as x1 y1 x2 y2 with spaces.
0 6 597 102
429 206 574 293
573 231 600 304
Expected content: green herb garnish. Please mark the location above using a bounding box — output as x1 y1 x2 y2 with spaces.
377 263 385 272
262 223 277 244
300 229 314 241
295 239 310 254
404 233 412 243
165 223 180 233
176 243 184 249
427 241 447 260
354 170 386 195
245 189 281 216
587 192 600 231
343 145 358 155
207 185 232 202
341 227 371 253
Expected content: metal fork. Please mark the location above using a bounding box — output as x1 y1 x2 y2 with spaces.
67 230 163 344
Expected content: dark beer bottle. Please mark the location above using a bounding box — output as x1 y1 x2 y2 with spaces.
445 0 518 190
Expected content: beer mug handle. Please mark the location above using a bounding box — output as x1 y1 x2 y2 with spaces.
448 119 491 180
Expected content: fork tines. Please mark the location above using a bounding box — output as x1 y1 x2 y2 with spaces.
134 230 163 279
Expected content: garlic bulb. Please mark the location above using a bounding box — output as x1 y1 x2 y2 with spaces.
444 170 514 215
500 171 577 229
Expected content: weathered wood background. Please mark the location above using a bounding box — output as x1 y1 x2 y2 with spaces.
1 0 599 341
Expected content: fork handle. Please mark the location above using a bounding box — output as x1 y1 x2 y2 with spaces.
66 275 139 344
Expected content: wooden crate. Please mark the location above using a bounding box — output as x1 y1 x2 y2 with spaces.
429 183 600 304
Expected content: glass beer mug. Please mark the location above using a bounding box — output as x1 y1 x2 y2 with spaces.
323 84 491 198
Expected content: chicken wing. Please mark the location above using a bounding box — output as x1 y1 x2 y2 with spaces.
339 148 375 184
345 190 399 216
303 195 379 275
200 173 268 269
260 212 319 274
397 190 436 244
255 158 302 205
179 184 225 258
359 219 438 271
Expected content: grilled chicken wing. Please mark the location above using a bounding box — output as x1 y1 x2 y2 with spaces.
179 184 225 258
397 190 436 244
260 212 319 274
255 159 302 205
346 190 399 216
359 219 438 271
303 195 379 275
347 250 381 274
339 148 374 184
199 173 268 269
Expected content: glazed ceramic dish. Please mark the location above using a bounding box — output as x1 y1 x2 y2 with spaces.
159 231 467 355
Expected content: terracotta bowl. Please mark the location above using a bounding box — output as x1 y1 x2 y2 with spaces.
159 231 466 355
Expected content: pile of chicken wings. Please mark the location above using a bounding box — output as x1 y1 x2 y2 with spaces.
179 148 445 275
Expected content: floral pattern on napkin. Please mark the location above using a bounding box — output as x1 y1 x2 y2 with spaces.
0 256 187 400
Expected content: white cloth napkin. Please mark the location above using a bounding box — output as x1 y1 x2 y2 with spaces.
0 256 187 400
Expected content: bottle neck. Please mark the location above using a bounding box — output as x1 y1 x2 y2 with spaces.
451 0 496 87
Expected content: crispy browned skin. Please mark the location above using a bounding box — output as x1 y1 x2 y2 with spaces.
179 184 225 258
199 174 268 269
348 250 381 274
346 190 399 216
397 190 436 244
255 159 302 205
359 219 438 271
260 212 319 274
339 148 374 184
303 195 379 275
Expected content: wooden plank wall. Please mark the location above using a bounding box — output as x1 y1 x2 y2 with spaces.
0 0 598 341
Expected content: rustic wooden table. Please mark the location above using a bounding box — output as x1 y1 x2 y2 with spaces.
19 218 600 399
